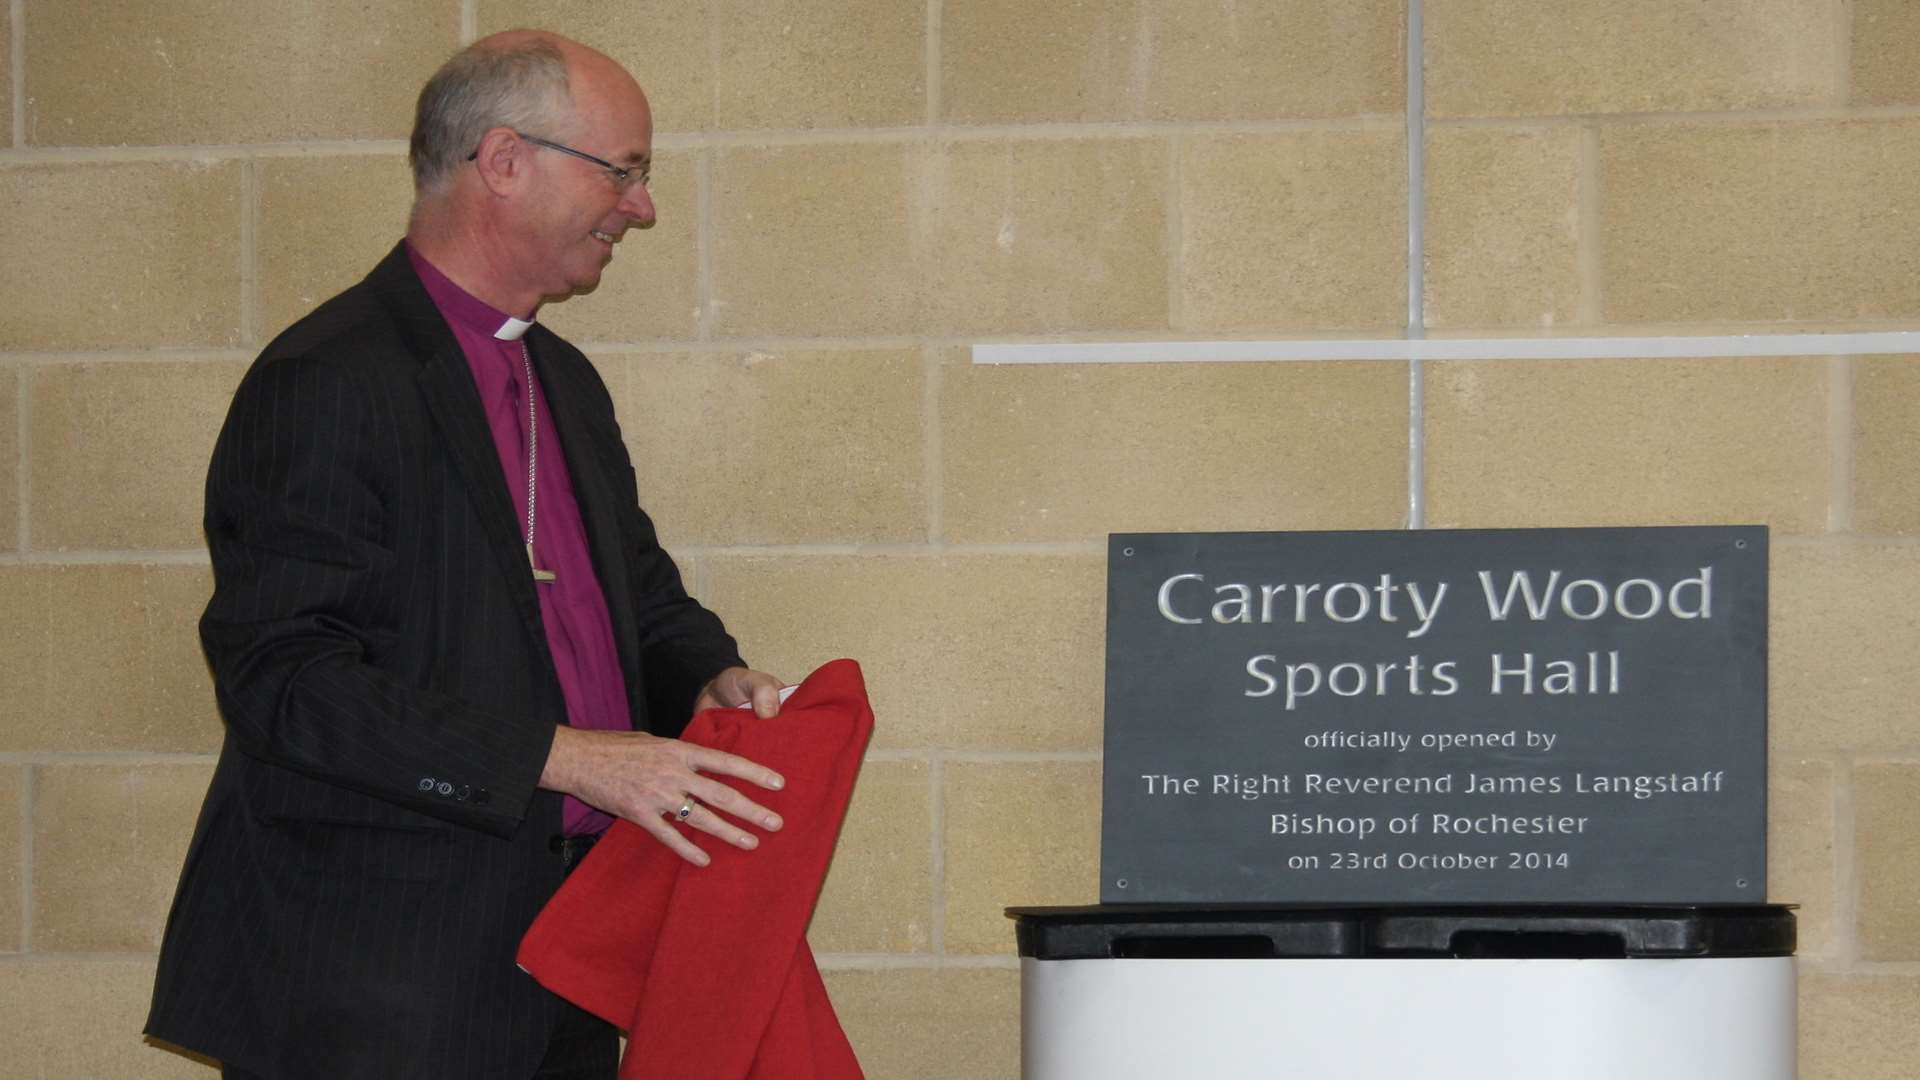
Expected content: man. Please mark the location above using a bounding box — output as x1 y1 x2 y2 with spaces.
146 31 786 1079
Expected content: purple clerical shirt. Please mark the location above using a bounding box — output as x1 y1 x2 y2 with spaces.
409 242 627 835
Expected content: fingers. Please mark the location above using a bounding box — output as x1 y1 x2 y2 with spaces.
650 779 776 862
692 666 787 718
550 726 794 866
673 800 762 852
639 812 713 867
638 744 787 864
688 745 785 794
684 774 783 833
748 679 782 719
693 666 749 713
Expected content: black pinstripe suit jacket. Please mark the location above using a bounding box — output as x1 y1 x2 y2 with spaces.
145 243 745 1079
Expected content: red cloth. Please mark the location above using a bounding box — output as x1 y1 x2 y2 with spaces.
517 659 872 1079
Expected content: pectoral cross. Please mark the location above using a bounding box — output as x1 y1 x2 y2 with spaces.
528 544 557 584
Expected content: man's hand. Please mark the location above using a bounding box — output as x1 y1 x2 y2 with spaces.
540 725 784 866
694 665 786 719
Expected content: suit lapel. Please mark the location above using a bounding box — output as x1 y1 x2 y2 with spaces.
525 332 644 692
366 246 553 662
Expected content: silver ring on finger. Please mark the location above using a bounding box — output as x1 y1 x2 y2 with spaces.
674 796 697 821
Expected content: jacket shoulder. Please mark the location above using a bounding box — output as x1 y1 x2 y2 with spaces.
255 276 413 375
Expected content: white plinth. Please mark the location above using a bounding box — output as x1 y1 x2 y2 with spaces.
1022 956 1795 1080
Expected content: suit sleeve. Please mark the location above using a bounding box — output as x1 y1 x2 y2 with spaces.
559 350 745 736
199 352 551 837
622 488 746 737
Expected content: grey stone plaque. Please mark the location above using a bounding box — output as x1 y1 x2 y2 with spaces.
1100 527 1767 904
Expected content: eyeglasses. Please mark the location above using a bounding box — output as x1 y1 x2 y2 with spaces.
467 132 650 192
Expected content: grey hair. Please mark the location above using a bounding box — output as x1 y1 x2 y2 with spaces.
409 39 574 193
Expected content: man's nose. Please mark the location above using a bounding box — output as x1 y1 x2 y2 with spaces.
621 182 656 229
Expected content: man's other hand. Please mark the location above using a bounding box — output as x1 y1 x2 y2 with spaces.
693 665 785 719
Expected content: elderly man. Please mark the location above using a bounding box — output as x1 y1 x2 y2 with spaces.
146 31 784 1080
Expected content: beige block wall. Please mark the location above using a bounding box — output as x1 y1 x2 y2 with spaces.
941 0 1404 124
2 3 1914 1078
24 1 459 146
1424 0 1842 117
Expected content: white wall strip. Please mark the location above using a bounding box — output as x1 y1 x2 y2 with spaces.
1405 0 1428 529
1405 0 1427 342
972 331 1920 365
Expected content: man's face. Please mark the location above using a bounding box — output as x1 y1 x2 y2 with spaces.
514 60 656 301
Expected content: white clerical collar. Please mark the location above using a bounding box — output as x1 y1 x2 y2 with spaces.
494 316 534 341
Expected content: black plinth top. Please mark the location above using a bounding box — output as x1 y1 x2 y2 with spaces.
1006 903 1797 960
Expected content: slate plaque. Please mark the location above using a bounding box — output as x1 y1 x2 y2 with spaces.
1100 527 1767 904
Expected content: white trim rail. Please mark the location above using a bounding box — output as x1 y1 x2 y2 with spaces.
971 332 1920 365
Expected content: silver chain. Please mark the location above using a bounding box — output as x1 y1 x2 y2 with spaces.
520 342 539 548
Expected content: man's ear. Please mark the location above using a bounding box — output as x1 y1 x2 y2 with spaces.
469 127 527 194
